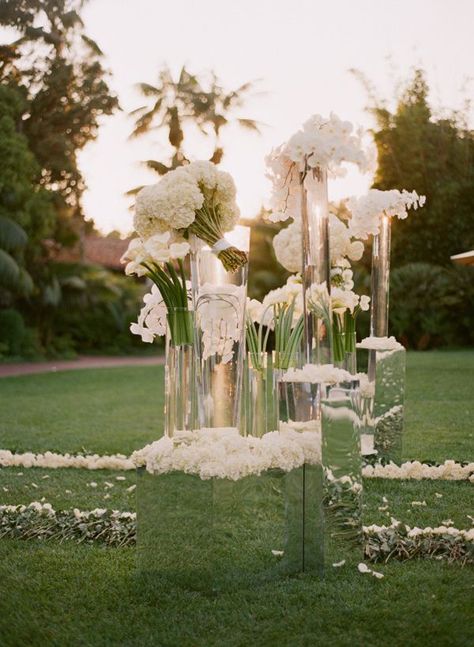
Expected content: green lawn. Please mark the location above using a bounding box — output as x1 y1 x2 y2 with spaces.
0 351 473 647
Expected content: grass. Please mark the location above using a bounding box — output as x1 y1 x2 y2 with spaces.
0 350 473 646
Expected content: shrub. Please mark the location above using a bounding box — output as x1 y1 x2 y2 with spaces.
389 263 474 349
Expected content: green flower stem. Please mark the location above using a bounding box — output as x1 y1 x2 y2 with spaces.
141 260 193 346
333 315 345 363
344 311 357 353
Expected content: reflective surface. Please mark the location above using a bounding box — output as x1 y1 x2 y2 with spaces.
360 347 406 464
300 165 333 365
137 468 290 593
278 380 324 576
321 382 363 563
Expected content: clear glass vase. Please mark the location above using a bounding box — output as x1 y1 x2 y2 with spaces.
246 352 269 437
344 330 357 375
191 227 249 431
370 215 391 338
300 164 333 365
333 326 346 367
271 349 301 433
164 308 196 437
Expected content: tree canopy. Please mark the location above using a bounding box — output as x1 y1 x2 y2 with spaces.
369 69 474 266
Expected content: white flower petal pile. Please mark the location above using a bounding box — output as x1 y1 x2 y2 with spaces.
357 336 405 351
131 427 321 480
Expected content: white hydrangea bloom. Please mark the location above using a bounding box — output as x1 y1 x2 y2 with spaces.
273 214 364 273
134 169 204 236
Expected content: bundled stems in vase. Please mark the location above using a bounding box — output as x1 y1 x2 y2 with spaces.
188 198 248 273
142 260 193 346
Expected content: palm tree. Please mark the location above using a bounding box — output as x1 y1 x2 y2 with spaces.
129 65 261 177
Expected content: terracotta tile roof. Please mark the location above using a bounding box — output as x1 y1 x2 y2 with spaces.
54 236 131 270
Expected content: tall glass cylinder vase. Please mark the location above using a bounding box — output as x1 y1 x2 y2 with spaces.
271 349 301 433
164 308 196 437
370 215 391 337
344 315 357 375
246 352 268 437
300 163 333 365
191 227 249 432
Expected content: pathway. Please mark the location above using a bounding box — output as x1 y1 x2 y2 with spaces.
0 355 164 378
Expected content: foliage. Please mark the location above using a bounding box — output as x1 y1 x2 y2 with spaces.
130 65 260 179
366 69 474 267
18 263 148 355
0 85 54 298
389 263 474 349
0 1 124 356
245 212 290 301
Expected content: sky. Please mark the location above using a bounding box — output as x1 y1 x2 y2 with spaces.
76 0 474 234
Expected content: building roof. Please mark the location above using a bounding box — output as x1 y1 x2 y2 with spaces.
54 236 132 270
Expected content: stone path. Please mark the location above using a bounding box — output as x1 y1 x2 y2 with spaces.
0 355 164 378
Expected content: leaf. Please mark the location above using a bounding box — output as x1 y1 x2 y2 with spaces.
124 186 144 197
0 216 28 251
81 35 103 56
0 249 20 287
237 118 261 133
16 267 34 296
136 83 160 97
62 10 84 29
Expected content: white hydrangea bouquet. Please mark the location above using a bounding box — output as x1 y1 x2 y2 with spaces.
122 160 246 346
133 160 246 272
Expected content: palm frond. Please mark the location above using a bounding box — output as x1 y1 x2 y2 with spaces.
237 118 261 133
0 249 20 287
81 35 103 56
142 160 170 175
136 83 160 97
0 216 27 251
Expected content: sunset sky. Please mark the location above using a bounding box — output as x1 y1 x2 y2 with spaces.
75 0 474 234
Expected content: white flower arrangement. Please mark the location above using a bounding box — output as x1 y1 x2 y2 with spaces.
347 189 426 240
130 284 169 343
266 113 373 223
134 160 245 272
121 232 190 277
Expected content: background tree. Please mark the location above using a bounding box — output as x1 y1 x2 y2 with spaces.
0 84 54 300
130 65 261 179
363 69 474 266
0 0 126 357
